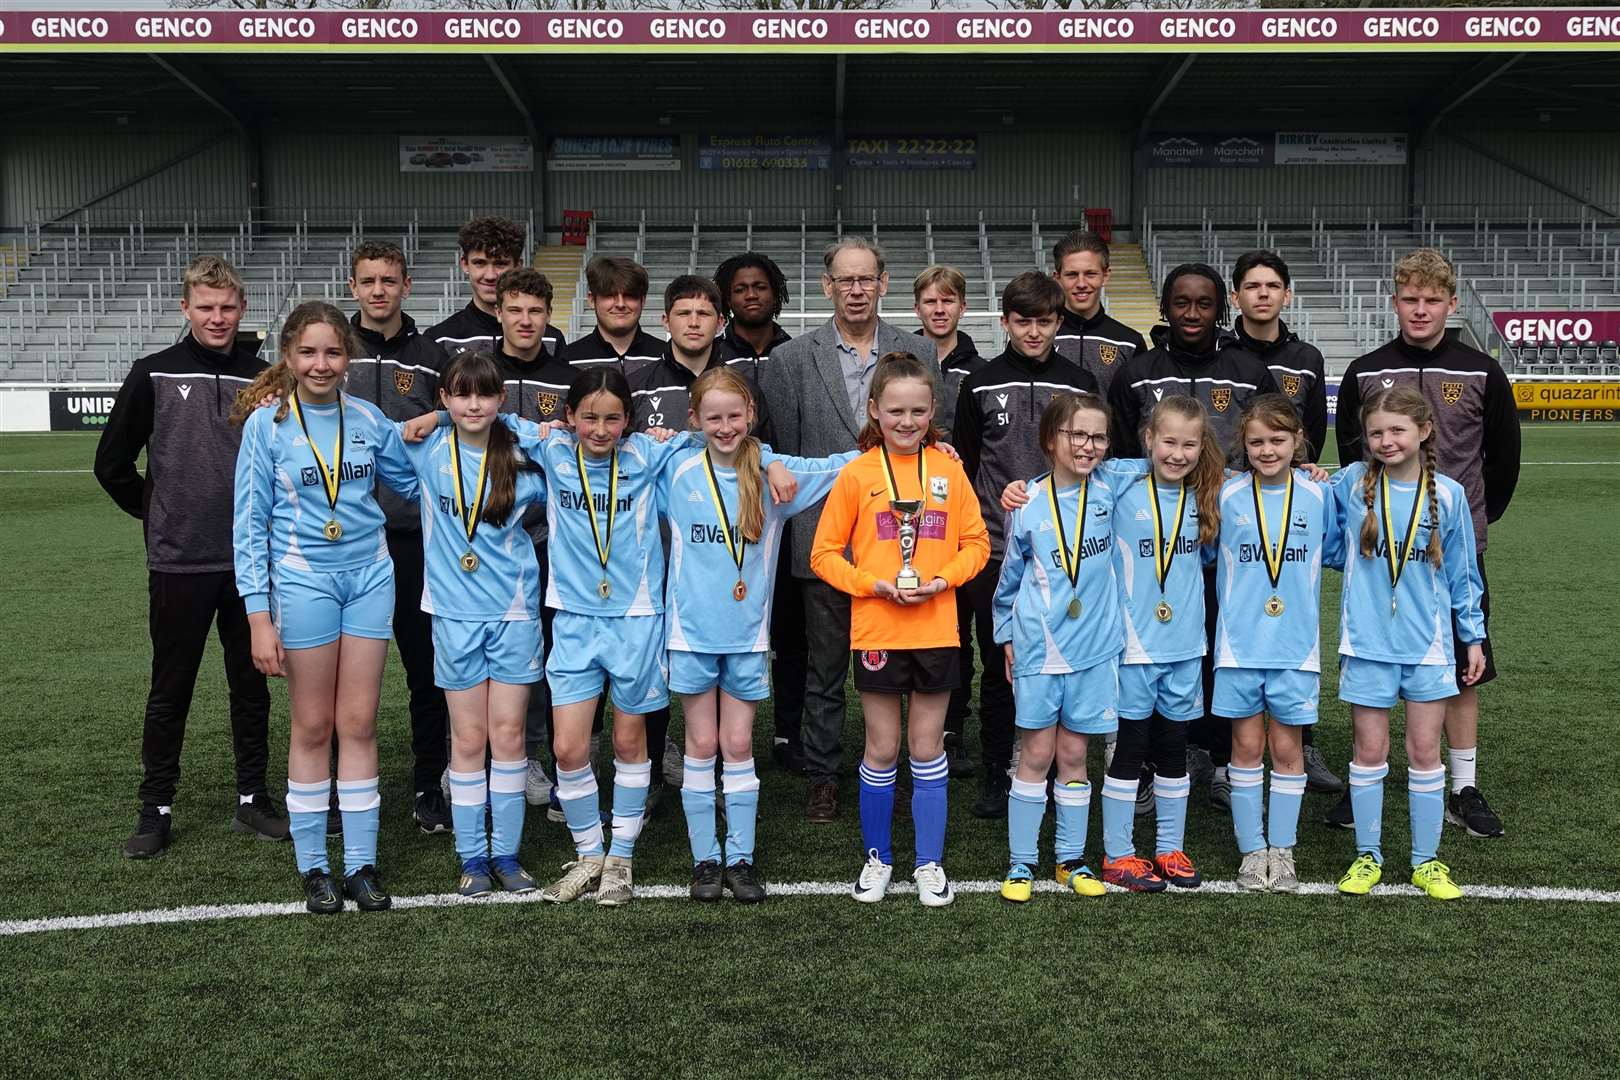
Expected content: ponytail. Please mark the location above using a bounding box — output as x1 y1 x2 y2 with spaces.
1422 439 1443 568
230 359 294 426
1357 461 1382 559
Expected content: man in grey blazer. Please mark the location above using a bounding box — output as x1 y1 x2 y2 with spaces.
760 236 931 824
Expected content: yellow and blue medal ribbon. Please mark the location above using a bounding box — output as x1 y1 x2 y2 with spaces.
448 427 490 573
576 441 618 600
1379 467 1426 615
702 448 748 601
1147 474 1188 623
288 389 345 541
1251 471 1294 617
1047 476 1089 619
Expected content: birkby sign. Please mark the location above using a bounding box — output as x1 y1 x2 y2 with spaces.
5 9 1620 52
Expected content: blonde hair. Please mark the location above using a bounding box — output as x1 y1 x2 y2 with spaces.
1143 395 1223 544
230 301 355 426
690 367 765 544
1393 248 1456 297
913 264 967 304
1233 392 1309 470
181 254 244 302
1357 386 1443 567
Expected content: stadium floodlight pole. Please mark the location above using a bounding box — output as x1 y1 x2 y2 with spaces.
148 55 260 234
485 56 546 236
832 55 847 215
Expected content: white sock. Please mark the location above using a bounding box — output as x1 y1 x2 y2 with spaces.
1448 746 1477 794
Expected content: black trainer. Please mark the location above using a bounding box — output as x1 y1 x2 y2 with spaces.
1324 789 1354 829
413 788 452 835
770 739 806 775
326 786 341 836
972 768 1011 819
690 859 724 901
303 868 342 914
944 735 976 779
232 793 290 841
1447 785 1506 838
122 803 172 859
343 865 392 912
723 860 767 904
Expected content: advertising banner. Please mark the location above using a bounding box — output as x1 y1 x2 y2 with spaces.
399 136 532 173
1275 132 1407 165
48 391 118 432
697 135 831 171
846 136 978 170
1492 310 1620 345
546 136 679 172
1511 380 1620 421
1146 133 1272 169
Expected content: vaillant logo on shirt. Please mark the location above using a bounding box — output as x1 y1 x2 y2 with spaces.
1238 542 1310 564
1048 536 1109 566
690 523 742 546
559 490 632 513
1139 536 1199 558
301 462 373 485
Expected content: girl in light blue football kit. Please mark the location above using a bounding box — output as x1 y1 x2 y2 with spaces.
661 368 856 903
992 392 1148 903
400 351 549 899
1332 386 1485 902
232 301 420 915
1100 395 1226 892
1214 395 1341 894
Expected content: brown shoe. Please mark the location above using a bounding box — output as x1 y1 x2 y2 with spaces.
806 780 838 824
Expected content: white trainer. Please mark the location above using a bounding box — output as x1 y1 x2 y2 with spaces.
913 862 955 907
1237 849 1270 892
662 740 685 788
525 760 550 807
1268 846 1300 894
852 849 892 903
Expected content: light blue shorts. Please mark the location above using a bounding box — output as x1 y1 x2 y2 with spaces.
271 560 394 650
669 649 771 702
1118 657 1204 722
432 616 544 692
1013 656 1120 735
1338 656 1458 709
546 610 668 714
1213 667 1320 726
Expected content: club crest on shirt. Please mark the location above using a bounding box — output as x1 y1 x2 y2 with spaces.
929 475 949 502
537 391 559 414
1098 344 1118 366
1281 374 1300 398
859 650 889 672
1210 387 1232 413
301 467 317 485
1441 381 1464 406
393 370 414 395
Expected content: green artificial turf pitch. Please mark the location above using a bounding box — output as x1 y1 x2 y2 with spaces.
1 425 1617 1077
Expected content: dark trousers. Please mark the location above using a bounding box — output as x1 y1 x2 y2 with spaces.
960 558 1015 770
140 570 270 805
769 550 809 745
386 529 450 792
945 586 976 741
1189 565 1313 766
1107 712 1189 782
801 577 852 784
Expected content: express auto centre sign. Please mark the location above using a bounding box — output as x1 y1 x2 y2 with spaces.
5 9 1620 52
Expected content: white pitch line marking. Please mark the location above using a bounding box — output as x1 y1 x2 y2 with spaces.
3 878 1616 938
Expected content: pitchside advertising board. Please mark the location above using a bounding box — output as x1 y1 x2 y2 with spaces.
5 9 1620 52
1492 311 1620 345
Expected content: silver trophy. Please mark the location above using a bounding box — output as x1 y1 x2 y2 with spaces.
892 499 923 590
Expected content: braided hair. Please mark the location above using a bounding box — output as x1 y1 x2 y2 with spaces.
1356 386 1443 568
1159 262 1230 347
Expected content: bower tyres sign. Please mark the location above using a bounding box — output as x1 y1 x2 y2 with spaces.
6 10 1620 53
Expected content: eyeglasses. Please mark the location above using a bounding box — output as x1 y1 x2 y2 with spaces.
1058 429 1109 447
826 274 880 293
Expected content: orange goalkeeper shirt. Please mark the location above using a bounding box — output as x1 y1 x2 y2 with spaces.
810 445 989 650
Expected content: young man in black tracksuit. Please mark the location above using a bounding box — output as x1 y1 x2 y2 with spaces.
1051 229 1148 397
559 255 663 377
714 253 804 775
1226 250 1340 795
954 272 1099 817
629 275 772 440
1107 263 1280 814
1334 248 1521 838
426 216 565 362
95 255 284 858
913 264 985 777
344 241 453 834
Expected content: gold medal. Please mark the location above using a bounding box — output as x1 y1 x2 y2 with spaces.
1047 476 1090 627
289 390 346 544
1148 475 1188 626
702 449 750 607
577 442 619 604
1380 467 1426 616
1251 472 1294 620
449 427 490 574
